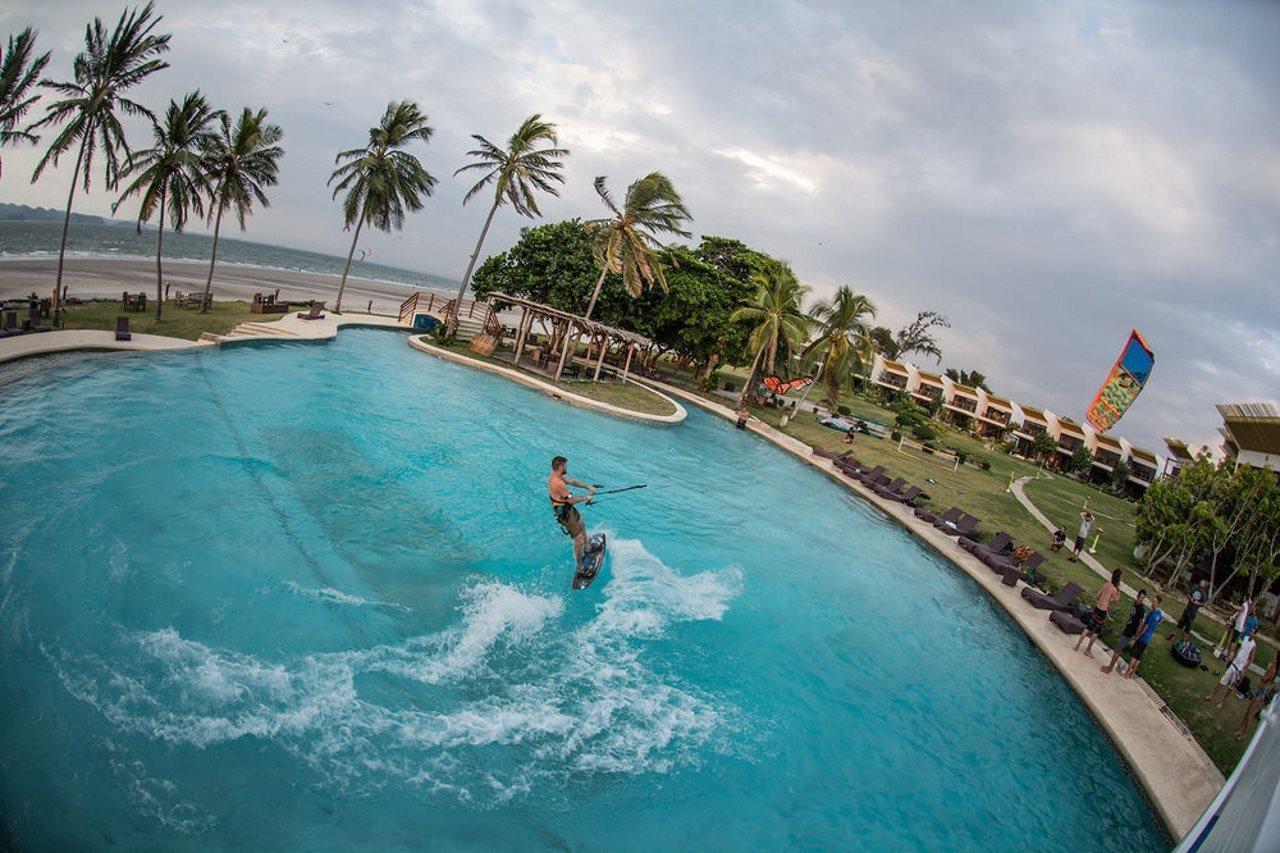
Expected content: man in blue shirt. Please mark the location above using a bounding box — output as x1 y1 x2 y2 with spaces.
1124 595 1164 680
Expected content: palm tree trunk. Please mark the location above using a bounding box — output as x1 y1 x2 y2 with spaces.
738 345 765 409
53 129 92 326
335 216 364 314
153 191 166 323
201 200 225 314
583 267 609 320
449 198 499 334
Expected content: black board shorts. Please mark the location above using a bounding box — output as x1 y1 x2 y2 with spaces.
1131 639 1151 660
1177 607 1198 632
554 504 585 538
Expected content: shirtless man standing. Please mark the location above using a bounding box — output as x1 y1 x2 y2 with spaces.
548 456 596 568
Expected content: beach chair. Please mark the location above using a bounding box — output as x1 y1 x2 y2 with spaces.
963 531 1012 557
873 477 907 497
917 505 959 525
1049 610 1086 635
115 316 131 342
296 303 325 320
855 465 885 485
985 550 1045 578
0 311 18 338
1021 581 1083 612
936 513 978 537
882 485 923 505
812 446 837 459
26 304 51 333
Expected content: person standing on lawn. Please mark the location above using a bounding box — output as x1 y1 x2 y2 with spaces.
1102 590 1148 675
1233 656 1278 742
1124 596 1164 680
1074 568 1122 658
1167 578 1209 645
1206 630 1257 708
1070 510 1096 562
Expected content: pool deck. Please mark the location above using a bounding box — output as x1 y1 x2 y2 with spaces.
641 378 1222 842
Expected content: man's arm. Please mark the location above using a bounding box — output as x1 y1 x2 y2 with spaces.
564 477 597 494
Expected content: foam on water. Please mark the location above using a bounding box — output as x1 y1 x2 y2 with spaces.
280 580 410 612
45 536 743 807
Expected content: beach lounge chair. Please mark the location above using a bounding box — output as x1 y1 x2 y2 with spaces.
26 304 51 333
882 485 923 505
1021 581 1083 612
812 446 837 459
963 531 1012 557
296 303 325 320
115 316 131 342
984 550 1044 578
855 465 885 485
1049 610 1086 635
916 505 960 524
936 513 978 537
873 477 907 497
0 311 18 338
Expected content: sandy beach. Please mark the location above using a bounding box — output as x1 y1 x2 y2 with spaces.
0 256 454 315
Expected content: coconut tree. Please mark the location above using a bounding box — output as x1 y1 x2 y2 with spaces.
30 3 171 317
113 91 221 321
328 100 435 313
582 172 692 318
447 113 567 333
200 107 283 312
802 285 877 410
731 262 810 409
0 27 50 178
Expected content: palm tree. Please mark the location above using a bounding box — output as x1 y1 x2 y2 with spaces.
30 3 170 318
113 91 221 321
447 113 567 333
328 100 436 313
200 107 283 312
731 262 810 409
582 172 692 318
802 285 877 410
0 27 50 178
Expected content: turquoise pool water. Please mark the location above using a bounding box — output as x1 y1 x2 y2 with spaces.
0 330 1163 850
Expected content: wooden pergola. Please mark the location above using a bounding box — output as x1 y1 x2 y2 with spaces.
486 292 654 383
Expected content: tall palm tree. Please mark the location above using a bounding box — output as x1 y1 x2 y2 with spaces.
30 3 170 317
113 91 221 321
200 107 283 312
0 27 50 179
448 113 567 333
582 172 692 318
802 285 877 410
328 100 435 313
731 262 810 409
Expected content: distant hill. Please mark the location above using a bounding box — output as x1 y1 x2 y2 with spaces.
0 202 127 226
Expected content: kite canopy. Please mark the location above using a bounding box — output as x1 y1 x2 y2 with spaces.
1086 329 1154 432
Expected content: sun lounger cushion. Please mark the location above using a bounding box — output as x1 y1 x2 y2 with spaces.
1049 610 1085 635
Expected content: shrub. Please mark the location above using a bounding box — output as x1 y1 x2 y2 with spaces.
954 450 969 466
980 459 992 471
837 404 851 416
911 423 938 441
723 380 737 393
891 430 902 442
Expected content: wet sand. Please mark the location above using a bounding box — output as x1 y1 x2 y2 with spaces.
0 256 455 315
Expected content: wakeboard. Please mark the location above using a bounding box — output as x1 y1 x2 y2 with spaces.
572 533 607 590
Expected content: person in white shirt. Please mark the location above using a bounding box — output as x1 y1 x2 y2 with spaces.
1221 599 1252 663
1205 633 1257 708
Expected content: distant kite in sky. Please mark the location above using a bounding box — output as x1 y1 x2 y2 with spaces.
1085 329 1154 432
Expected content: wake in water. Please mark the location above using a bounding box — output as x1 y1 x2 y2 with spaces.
44 537 744 821
278 580 411 613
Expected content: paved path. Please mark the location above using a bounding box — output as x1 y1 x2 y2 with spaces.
642 379 1222 841
0 328 210 364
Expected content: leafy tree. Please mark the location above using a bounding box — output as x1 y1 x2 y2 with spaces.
328 100 436 313
869 325 898 359
1108 459 1131 494
1067 446 1093 475
200 107 283 312
803 286 877 410
0 27 50 178
731 262 810 408
894 310 950 363
30 3 171 316
1030 431 1056 461
944 368 990 392
113 91 221 321
582 172 692 318
448 113 567 333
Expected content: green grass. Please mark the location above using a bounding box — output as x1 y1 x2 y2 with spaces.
60 299 263 340
429 338 677 417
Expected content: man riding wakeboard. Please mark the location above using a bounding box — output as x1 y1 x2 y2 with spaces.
548 455 597 569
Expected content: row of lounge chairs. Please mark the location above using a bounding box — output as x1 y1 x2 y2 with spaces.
0 305 53 338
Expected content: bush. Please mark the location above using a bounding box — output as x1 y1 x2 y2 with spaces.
723 380 737 393
891 430 902 442
980 459 992 471
911 423 938 441
954 450 969 466
837 404 851 416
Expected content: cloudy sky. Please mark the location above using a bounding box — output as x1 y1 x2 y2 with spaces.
2 0 1278 452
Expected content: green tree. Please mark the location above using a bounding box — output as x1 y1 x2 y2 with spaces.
731 262 810 408
113 91 221 322
1108 459 1131 494
944 368 990 392
447 113 567 333
802 285 877 410
0 27 50 178
582 172 692 318
1067 446 1093 475
200 107 283 312
894 310 950 363
328 100 436 313
869 325 898 359
30 3 171 316
1030 431 1056 462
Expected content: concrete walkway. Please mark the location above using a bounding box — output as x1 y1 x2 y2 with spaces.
0 328 210 364
640 378 1222 842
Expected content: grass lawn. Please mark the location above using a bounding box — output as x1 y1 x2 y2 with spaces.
60 299 262 340
429 338 677 417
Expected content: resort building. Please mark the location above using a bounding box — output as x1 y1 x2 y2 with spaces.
975 393 1015 440
1088 430 1125 481
1123 442 1159 495
911 369 946 408
1012 404 1055 458
1054 416 1088 464
1217 402 1280 473
870 355 910 394
1163 437 1196 478
941 379 981 429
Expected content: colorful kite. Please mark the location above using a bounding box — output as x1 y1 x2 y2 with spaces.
1085 329 1154 432
762 375 813 395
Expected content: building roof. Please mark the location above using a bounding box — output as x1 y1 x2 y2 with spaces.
985 394 1012 409
1217 402 1280 455
917 370 943 385
951 383 978 397
1163 437 1195 461
1020 405 1047 422
486 292 655 347
1094 433 1122 451
1057 418 1085 438
1130 446 1158 465
882 359 908 374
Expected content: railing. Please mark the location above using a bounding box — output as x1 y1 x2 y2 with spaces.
397 291 439 323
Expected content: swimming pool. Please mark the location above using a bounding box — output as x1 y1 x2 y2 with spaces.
0 330 1163 850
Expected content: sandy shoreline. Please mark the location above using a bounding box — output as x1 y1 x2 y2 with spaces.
0 256 455 315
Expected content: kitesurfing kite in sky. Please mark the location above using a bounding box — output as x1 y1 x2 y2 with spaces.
1085 329 1155 432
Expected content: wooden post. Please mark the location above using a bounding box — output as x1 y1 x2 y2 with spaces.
622 342 634 382
512 306 531 367
593 333 608 381
553 319 573 380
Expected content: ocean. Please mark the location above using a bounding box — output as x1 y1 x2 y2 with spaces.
0 220 456 290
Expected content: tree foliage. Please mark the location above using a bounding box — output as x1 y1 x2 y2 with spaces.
803 285 877 410
944 368 990 392
0 27 51 178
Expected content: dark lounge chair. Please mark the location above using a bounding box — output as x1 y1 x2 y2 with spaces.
812 446 837 460
296 303 325 320
1049 610 1086 635
1021 581 1084 612
874 477 907 497
936 513 979 537
985 550 1045 578
26 304 51 333
917 505 960 524
963 531 1012 557
855 465 885 485
115 316 131 342
0 311 18 338
882 485 923 505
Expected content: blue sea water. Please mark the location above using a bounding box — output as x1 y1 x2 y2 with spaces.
0 330 1164 850
0 220 454 290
